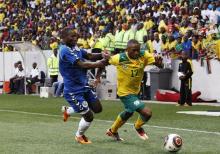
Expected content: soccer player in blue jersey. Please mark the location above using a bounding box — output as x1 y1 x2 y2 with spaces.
59 28 108 144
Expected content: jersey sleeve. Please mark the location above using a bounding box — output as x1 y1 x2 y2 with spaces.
59 47 79 65
109 54 120 66
144 51 155 66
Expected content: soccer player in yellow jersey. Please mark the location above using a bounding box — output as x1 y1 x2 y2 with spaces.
105 39 156 141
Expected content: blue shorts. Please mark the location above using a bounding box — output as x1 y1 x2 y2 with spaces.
64 89 97 114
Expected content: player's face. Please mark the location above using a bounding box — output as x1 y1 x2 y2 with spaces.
32 63 37 69
181 52 188 61
127 43 140 59
64 31 78 46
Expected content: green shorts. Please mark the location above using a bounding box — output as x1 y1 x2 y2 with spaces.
119 94 145 113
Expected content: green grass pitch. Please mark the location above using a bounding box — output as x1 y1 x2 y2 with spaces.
0 95 220 154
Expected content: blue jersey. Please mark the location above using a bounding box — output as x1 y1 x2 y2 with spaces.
59 45 89 94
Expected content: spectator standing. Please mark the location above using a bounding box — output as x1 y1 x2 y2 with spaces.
47 45 59 84
177 52 193 106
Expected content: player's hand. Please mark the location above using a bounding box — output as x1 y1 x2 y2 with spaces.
102 50 111 60
94 78 101 87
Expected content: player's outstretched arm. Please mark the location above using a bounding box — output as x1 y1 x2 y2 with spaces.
85 53 103 61
76 59 108 69
85 50 111 61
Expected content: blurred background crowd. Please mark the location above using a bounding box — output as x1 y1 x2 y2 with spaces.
0 0 220 60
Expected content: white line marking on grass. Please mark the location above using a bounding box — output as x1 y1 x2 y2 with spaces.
177 111 220 116
0 109 220 136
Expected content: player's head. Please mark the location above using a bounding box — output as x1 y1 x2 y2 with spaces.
32 62 37 69
18 64 23 71
126 39 140 59
17 61 22 65
181 51 188 61
60 27 78 47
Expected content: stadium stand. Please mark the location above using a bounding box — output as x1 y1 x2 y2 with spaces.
0 0 219 59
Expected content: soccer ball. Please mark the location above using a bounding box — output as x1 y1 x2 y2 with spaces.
164 134 183 152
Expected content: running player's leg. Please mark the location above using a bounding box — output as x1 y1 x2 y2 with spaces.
135 106 152 140
112 94 151 140
107 95 139 141
85 90 125 141
61 90 100 121
85 89 102 113
61 93 77 122
63 92 93 144
106 110 133 141
61 105 74 122
75 110 93 144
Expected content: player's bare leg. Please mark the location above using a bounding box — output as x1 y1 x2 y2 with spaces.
88 99 102 113
134 107 152 140
106 111 133 141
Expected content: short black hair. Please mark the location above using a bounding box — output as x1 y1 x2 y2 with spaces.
17 61 22 65
127 39 140 47
59 27 75 39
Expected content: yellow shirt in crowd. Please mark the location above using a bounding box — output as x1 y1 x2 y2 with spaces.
0 2 6 8
192 41 202 51
144 20 154 31
180 27 189 35
161 42 169 51
168 41 177 50
147 40 154 53
0 13 5 23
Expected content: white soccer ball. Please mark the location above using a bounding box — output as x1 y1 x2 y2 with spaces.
164 134 183 152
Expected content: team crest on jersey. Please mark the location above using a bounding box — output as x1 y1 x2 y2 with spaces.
82 101 88 108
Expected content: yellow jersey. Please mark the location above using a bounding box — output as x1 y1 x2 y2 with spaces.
192 41 202 51
109 51 155 96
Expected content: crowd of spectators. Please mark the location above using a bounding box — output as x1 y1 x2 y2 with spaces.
0 0 220 60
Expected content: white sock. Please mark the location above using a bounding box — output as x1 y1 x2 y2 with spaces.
76 117 91 137
67 107 75 115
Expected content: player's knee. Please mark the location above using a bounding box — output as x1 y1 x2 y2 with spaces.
141 108 152 121
120 111 133 121
84 115 94 122
145 109 152 119
83 111 94 122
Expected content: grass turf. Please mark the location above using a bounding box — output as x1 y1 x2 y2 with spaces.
0 95 220 154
